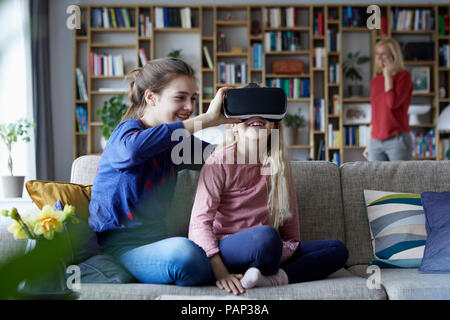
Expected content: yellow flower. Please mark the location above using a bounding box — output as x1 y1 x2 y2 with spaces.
32 205 65 240
7 220 28 239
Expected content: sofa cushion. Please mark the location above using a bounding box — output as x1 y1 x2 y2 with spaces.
0 215 27 265
419 191 450 274
340 161 450 267
25 180 92 223
290 161 345 243
79 268 386 300
363 190 426 268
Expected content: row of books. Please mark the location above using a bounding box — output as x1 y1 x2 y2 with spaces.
328 123 341 148
76 68 88 101
217 63 248 84
264 31 301 52
327 30 340 52
345 125 370 147
329 63 340 84
342 6 369 28
267 78 310 99
154 7 192 28
138 14 152 36
252 43 263 69
411 130 436 157
89 52 124 76
313 11 324 36
314 99 326 131
314 47 326 68
391 8 434 31
439 45 450 68
376 16 389 37
76 106 88 133
438 13 449 36
91 7 133 28
263 7 297 28
331 152 341 166
316 139 326 160
203 46 213 69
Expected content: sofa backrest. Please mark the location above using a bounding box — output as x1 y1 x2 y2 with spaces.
340 160 450 267
71 156 346 246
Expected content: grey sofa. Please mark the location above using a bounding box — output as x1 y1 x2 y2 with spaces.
2 156 450 300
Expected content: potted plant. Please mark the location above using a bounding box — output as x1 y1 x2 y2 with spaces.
168 49 183 59
0 119 35 198
283 109 306 146
96 95 128 149
343 51 370 97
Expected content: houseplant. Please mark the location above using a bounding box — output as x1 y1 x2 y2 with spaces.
283 109 306 146
343 51 370 97
0 118 35 198
96 95 128 149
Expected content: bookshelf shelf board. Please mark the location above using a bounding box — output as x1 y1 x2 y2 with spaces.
90 43 136 48
313 131 325 134
265 50 310 56
410 123 435 128
328 83 339 86
439 67 450 71
216 83 246 87
312 36 325 40
312 68 325 71
328 19 340 24
90 122 103 126
91 91 128 95
249 35 263 40
439 98 450 102
328 115 340 118
90 27 137 32
216 52 248 57
75 36 88 40
153 28 201 33
202 99 213 103
288 98 311 102
91 75 126 79
287 145 311 149
216 20 248 26
265 27 309 31
413 92 435 96
202 36 214 41
75 132 88 136
250 68 263 72
328 52 340 56
201 68 214 72
343 97 370 102
343 122 370 126
391 30 434 34
341 27 370 32
328 147 340 151
75 100 88 104
438 36 450 40
266 73 310 78
343 146 366 149
138 36 152 40
414 156 436 160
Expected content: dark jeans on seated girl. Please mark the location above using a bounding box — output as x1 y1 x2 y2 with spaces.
219 225 349 283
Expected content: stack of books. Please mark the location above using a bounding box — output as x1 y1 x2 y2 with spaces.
154 7 192 28
391 8 434 31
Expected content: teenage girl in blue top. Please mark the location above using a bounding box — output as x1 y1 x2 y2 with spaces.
88 58 240 285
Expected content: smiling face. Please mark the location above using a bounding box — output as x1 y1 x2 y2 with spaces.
233 116 276 141
375 43 393 69
146 75 197 124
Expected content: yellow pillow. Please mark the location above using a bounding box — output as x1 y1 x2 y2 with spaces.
25 180 92 223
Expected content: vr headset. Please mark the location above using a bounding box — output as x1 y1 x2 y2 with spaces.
223 83 287 122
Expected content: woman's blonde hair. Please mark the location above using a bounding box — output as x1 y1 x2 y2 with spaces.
122 58 196 121
220 84 293 229
374 38 405 75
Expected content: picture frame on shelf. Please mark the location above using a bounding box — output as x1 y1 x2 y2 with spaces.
411 67 430 94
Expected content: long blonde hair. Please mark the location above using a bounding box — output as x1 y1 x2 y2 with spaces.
220 86 293 229
374 38 405 76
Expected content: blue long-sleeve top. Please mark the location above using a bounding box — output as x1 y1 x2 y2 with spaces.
88 118 211 257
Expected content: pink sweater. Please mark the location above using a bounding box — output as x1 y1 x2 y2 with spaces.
188 143 300 263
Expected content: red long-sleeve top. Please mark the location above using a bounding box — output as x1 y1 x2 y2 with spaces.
370 69 413 140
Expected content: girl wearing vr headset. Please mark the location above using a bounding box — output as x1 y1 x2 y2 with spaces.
189 87 349 295
88 58 240 286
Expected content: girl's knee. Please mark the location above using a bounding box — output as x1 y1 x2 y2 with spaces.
252 226 282 250
328 239 349 266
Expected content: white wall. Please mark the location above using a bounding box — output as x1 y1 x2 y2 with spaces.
50 0 449 180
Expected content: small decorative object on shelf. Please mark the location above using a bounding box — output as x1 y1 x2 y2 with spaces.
0 119 35 198
283 109 306 146
168 48 183 59
343 51 370 97
1 206 80 299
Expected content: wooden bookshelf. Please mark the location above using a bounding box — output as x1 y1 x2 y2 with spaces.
73 4 450 163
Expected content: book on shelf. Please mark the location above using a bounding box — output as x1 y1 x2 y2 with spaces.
376 16 389 37
154 7 192 28
316 139 325 160
438 13 449 36
411 130 436 157
139 48 148 67
264 31 300 52
342 6 368 28
139 13 152 36
217 31 227 52
313 99 325 132
331 152 341 166
439 44 450 68
314 11 324 36
90 52 124 76
75 106 88 132
92 7 132 28
344 125 369 147
263 7 296 28
75 68 88 101
217 62 247 84
314 47 325 68
326 30 340 52
328 124 341 148
266 78 310 99
252 43 263 69
331 94 341 115
328 63 340 84
203 46 213 69
391 8 434 31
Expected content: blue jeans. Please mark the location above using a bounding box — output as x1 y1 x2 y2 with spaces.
118 237 213 286
219 226 349 283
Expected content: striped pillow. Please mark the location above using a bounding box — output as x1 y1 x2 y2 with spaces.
363 190 427 268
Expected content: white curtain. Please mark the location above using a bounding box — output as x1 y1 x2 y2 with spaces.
0 0 36 194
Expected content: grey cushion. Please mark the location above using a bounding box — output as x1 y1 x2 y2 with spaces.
340 160 450 267
79 268 385 300
79 254 136 283
348 265 450 300
70 155 100 185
